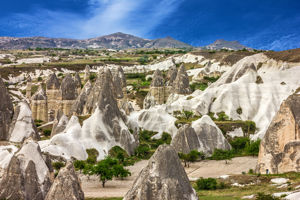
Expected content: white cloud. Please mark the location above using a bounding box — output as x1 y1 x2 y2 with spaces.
2 0 184 39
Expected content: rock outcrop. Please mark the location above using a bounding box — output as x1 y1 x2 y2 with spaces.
173 64 191 95
8 101 40 143
144 69 169 109
171 115 231 155
71 81 92 115
84 65 90 82
0 77 14 140
60 74 77 116
124 144 198 200
40 68 138 160
74 72 82 95
0 139 52 200
46 73 61 121
45 162 84 200
31 85 48 122
84 68 117 113
51 111 68 137
167 65 177 86
256 93 300 174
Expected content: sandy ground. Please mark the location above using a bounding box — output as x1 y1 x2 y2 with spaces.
82 156 257 198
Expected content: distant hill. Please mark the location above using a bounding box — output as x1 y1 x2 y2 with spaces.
0 32 192 50
202 39 252 51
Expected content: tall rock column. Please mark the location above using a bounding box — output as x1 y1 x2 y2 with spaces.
60 74 77 117
256 93 300 174
143 69 165 109
31 85 48 122
0 77 14 140
84 65 91 82
46 73 61 121
173 64 191 95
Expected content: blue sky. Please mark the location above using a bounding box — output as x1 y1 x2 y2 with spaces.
0 0 300 50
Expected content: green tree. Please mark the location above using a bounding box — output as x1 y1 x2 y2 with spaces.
245 139 261 156
74 160 85 172
182 110 194 120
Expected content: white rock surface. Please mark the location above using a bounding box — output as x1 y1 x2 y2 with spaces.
271 178 289 185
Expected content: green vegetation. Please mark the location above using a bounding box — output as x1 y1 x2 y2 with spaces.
86 148 99 164
209 137 261 161
190 82 208 91
178 150 205 167
135 130 172 159
196 178 227 190
52 161 65 171
173 110 201 128
34 119 43 127
89 73 97 81
83 156 131 188
43 129 51 137
256 193 279 200
236 107 243 115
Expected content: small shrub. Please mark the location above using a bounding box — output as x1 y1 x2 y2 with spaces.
37 77 43 81
86 148 99 164
256 193 279 200
74 160 86 171
196 178 217 190
236 107 243 115
245 139 261 156
210 149 233 161
52 161 65 171
134 144 151 159
248 169 254 174
43 129 51 137
89 73 97 81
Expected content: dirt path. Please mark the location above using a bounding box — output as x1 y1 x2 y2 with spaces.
82 156 257 198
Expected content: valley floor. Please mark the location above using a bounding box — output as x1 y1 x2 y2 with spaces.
82 156 257 198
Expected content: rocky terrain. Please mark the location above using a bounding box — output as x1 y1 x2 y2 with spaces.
0 46 300 199
0 32 192 50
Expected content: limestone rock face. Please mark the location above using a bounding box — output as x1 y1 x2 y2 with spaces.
61 74 77 100
45 162 84 200
46 73 60 90
0 139 52 200
257 93 300 174
173 64 191 95
0 77 14 140
31 85 48 122
71 81 92 115
9 101 40 143
171 115 231 155
124 144 198 200
225 63 256 84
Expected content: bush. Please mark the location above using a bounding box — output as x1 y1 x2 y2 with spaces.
86 148 99 164
230 137 250 152
74 160 86 171
37 77 43 81
256 193 279 200
236 107 243 115
52 161 65 171
245 139 261 156
134 144 151 159
210 149 233 161
89 73 97 81
43 129 51 137
109 146 129 163
196 178 217 190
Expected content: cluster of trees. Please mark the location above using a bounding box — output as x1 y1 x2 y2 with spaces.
74 148 131 188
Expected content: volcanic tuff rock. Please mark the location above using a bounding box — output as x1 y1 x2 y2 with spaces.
31 86 48 122
150 69 165 87
84 65 91 81
84 68 117 113
74 72 81 88
124 144 198 200
46 73 60 90
167 65 178 86
51 111 68 137
0 139 52 200
40 68 137 160
71 81 92 115
171 115 231 155
0 77 14 140
173 64 191 95
9 101 40 143
144 69 167 109
113 70 125 99
257 92 300 174
45 162 84 200
61 74 77 100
